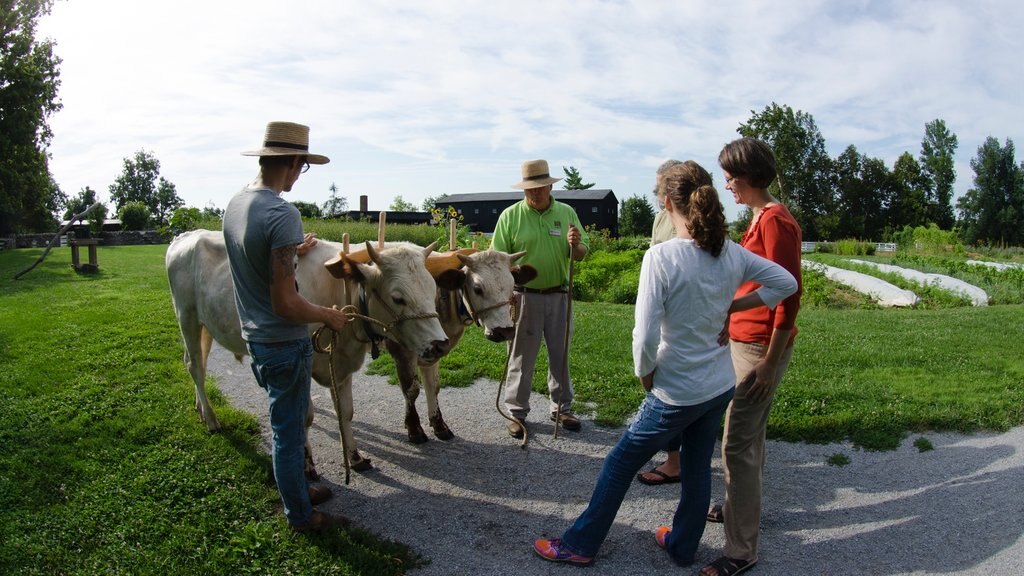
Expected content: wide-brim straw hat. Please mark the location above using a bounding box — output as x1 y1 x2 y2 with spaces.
511 159 561 190
241 121 330 164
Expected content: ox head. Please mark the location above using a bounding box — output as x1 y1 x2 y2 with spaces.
329 241 450 363
452 249 537 342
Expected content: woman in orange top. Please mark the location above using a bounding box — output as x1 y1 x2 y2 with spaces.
700 137 803 576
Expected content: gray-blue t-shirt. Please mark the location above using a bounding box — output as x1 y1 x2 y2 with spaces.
222 186 308 343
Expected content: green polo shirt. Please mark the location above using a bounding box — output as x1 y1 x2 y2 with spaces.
491 198 589 290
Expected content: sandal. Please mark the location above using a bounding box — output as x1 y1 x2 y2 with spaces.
700 556 757 576
706 503 724 523
636 468 681 486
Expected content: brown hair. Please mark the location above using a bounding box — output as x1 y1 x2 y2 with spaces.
718 137 777 189
660 161 728 257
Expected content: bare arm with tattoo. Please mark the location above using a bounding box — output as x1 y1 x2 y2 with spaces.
269 245 349 332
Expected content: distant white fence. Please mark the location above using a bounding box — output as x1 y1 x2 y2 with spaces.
802 242 897 253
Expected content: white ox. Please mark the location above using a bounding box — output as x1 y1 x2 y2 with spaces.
165 229 452 475
384 249 537 445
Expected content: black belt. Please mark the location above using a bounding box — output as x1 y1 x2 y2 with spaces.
515 285 567 294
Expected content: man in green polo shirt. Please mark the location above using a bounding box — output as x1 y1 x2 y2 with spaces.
491 159 590 439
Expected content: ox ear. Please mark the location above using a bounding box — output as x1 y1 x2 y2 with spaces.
435 268 466 291
511 264 538 286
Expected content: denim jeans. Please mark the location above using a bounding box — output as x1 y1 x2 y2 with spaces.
560 388 734 565
247 338 314 526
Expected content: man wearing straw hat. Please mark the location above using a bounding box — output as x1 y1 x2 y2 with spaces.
492 159 589 439
223 121 350 533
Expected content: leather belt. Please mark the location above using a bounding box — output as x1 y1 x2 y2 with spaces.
515 285 567 294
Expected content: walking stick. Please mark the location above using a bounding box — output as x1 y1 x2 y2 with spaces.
553 236 576 439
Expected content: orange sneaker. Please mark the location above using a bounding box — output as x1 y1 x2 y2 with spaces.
533 538 594 566
655 525 671 549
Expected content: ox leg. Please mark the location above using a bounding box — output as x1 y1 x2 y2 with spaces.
190 326 221 432
330 374 372 472
393 350 429 444
421 363 453 440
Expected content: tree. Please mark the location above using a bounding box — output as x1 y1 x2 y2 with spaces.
832 146 894 240
389 195 416 212
64 186 107 236
423 194 449 212
957 137 1024 246
322 182 347 217
619 195 655 237
118 201 150 231
0 0 64 235
108 149 182 226
153 177 183 226
563 166 595 190
920 119 958 229
168 206 201 233
291 201 322 219
888 152 931 233
738 103 836 240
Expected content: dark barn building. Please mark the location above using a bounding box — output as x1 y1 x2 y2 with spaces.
437 189 618 236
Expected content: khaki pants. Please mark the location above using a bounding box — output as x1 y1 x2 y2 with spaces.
503 291 573 419
721 340 794 561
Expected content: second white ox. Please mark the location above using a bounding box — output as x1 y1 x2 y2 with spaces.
165 229 452 476
384 249 536 448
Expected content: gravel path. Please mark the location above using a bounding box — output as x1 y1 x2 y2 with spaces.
207 343 1024 575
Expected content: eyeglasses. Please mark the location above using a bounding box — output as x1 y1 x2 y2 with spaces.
301 161 311 174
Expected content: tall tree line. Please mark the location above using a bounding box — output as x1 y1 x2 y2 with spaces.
738 103 1022 246
0 0 63 236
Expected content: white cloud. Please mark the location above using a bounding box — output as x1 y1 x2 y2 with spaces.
37 0 1024 228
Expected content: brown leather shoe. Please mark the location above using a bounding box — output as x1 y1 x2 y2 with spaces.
308 484 332 506
551 412 581 431
290 510 348 534
507 418 525 439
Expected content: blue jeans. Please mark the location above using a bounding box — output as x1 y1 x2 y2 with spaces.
560 388 734 565
248 338 314 526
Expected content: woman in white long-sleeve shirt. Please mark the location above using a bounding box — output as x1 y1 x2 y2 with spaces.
533 160 797 569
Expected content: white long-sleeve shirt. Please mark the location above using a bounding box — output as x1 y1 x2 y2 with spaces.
633 238 797 406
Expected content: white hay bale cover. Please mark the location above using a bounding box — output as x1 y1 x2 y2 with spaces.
802 261 919 307
848 259 989 306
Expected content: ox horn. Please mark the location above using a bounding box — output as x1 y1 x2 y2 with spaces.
509 250 528 263
422 241 439 258
365 241 382 265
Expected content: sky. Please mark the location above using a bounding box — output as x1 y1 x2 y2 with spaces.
36 0 1024 226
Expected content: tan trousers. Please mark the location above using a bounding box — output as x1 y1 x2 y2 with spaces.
721 340 795 561
503 291 573 419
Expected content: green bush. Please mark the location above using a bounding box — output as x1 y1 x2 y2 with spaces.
895 224 964 256
572 249 644 302
118 201 150 230
827 239 876 256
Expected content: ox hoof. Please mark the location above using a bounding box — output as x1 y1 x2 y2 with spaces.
429 415 454 441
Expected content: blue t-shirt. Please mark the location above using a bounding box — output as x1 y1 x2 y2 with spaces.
222 186 308 343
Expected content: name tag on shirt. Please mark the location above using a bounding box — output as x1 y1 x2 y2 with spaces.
549 228 562 237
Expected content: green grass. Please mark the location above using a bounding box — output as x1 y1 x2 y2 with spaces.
3 243 1024 573
0 246 420 576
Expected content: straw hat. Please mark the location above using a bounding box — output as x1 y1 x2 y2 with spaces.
241 121 330 164
511 159 562 190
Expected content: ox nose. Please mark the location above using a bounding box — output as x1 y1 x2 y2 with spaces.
485 326 515 342
421 338 450 362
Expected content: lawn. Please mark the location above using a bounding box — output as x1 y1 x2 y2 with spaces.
2 243 1022 574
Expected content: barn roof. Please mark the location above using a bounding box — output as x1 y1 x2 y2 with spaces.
441 189 615 203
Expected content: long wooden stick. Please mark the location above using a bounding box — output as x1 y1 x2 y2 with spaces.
14 202 101 280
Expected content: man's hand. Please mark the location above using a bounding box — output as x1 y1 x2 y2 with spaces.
567 224 581 247
322 305 349 333
296 232 318 257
